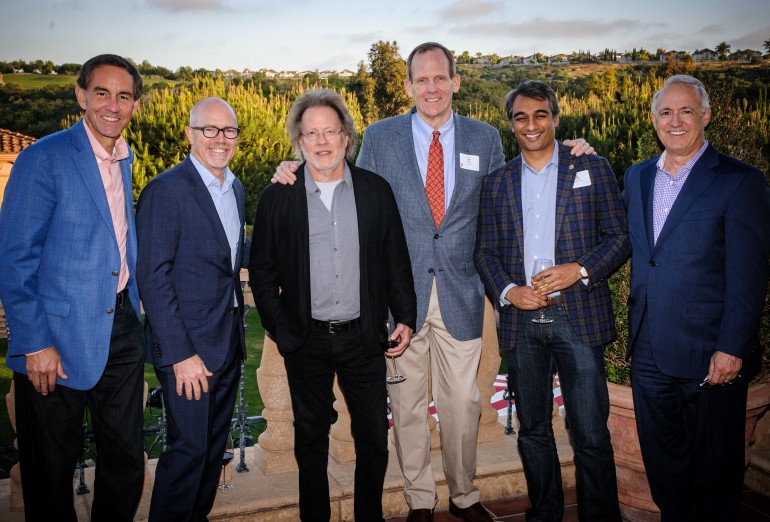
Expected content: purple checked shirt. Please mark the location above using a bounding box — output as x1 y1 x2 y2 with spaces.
653 140 709 244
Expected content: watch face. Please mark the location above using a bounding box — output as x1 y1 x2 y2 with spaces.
580 266 589 278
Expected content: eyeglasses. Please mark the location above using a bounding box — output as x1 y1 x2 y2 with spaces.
190 126 240 139
301 129 343 142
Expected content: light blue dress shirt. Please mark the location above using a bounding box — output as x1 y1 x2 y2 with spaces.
411 112 456 212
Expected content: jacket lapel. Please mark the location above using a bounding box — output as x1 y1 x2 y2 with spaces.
639 160 657 251
506 157 526 268
71 121 117 242
400 109 437 227
653 146 719 251
184 156 231 252
554 144 575 244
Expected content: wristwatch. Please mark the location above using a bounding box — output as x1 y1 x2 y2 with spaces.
579 265 589 278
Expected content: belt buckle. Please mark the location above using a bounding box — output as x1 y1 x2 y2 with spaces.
328 322 337 334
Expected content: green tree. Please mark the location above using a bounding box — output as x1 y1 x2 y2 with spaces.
349 61 378 125
716 41 731 60
764 38 770 55
367 40 410 119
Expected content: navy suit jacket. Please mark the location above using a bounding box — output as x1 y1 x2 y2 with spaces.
0 120 141 390
475 143 630 350
248 162 416 358
623 145 770 379
357 109 505 341
136 155 247 371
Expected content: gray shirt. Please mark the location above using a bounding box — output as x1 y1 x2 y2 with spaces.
304 163 360 321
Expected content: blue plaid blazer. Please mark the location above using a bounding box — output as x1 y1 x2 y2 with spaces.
474 143 630 350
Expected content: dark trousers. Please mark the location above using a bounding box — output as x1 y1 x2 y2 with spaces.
14 293 146 522
506 306 621 522
148 311 243 522
283 323 389 522
631 325 747 522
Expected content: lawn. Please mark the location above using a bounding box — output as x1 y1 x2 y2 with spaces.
0 310 266 477
0 73 181 89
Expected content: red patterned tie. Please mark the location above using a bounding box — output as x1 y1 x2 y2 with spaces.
426 130 444 227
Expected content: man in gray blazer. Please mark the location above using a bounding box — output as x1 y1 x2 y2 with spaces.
272 42 591 522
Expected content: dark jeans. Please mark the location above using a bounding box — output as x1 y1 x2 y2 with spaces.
283 323 389 522
149 310 243 522
14 293 147 522
506 306 621 522
631 328 747 522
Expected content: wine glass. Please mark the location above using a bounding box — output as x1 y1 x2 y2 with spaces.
381 320 406 384
531 258 554 324
218 434 235 491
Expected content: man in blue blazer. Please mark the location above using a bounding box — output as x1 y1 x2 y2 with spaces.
136 97 248 521
0 55 146 521
475 80 628 521
624 75 770 521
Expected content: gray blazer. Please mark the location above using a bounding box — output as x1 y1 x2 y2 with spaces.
357 108 505 341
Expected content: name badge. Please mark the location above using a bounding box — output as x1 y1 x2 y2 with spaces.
459 153 480 171
573 169 591 188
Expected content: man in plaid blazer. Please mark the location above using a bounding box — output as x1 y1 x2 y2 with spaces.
474 80 629 521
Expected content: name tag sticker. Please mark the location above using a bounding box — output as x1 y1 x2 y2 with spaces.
459 153 480 171
573 169 591 188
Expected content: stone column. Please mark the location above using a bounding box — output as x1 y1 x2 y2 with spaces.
253 333 298 474
477 297 504 443
329 376 356 462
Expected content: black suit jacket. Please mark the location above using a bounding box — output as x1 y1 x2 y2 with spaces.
249 162 416 358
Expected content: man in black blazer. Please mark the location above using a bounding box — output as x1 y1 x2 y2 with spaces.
137 97 248 521
249 89 417 521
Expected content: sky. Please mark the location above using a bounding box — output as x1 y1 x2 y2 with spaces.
1 0 769 72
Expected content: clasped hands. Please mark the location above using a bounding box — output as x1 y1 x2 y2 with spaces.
506 262 583 311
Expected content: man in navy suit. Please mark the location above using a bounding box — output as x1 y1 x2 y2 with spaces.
624 75 770 521
249 89 416 521
475 80 628 521
0 54 146 521
271 43 593 522
137 97 248 521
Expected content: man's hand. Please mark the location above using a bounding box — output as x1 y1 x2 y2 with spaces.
271 161 301 185
532 262 583 294
706 350 743 386
506 285 547 310
385 323 413 357
26 346 67 395
563 138 595 157
173 355 213 400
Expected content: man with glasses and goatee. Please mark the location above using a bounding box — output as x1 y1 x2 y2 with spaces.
136 97 249 521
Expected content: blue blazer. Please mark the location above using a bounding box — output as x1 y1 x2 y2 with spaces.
475 143 630 350
623 145 770 379
357 109 505 341
0 120 141 390
136 156 247 371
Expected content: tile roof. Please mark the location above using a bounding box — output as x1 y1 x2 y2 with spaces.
0 128 37 154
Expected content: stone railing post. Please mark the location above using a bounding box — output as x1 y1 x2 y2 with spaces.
253 333 298 474
477 296 504 442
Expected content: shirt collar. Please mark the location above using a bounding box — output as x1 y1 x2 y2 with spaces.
190 153 235 191
83 119 129 164
412 110 454 142
522 142 559 175
304 162 352 195
656 140 709 179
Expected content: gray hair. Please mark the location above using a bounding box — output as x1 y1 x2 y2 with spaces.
286 89 357 162
651 75 710 114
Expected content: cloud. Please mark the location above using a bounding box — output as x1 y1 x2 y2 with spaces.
452 17 651 39
438 0 504 20
148 0 228 12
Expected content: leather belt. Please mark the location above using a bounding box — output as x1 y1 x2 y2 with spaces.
116 288 128 307
312 317 360 334
545 295 565 307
